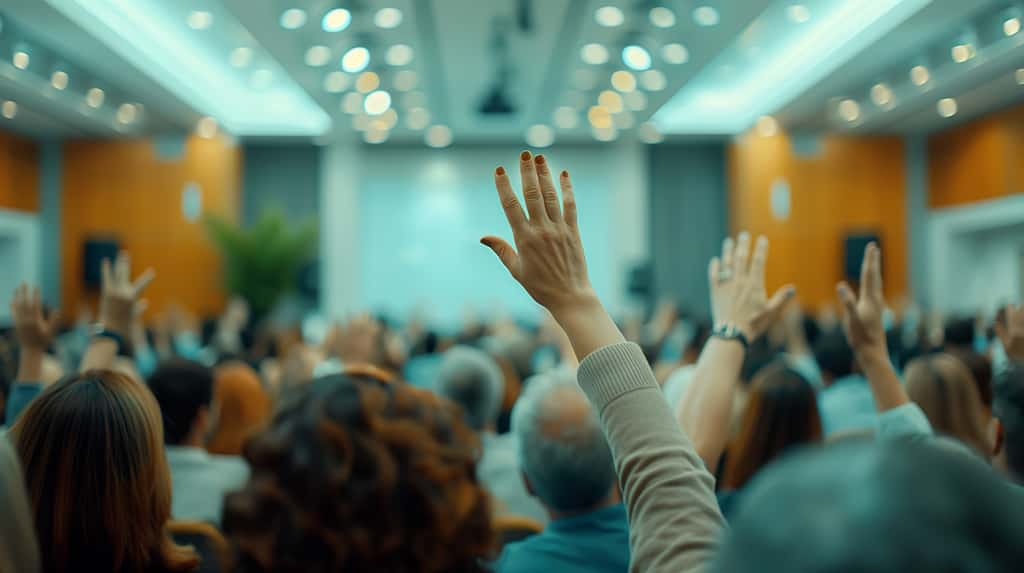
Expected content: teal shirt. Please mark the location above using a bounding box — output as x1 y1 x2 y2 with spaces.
496 503 630 573
3 383 43 426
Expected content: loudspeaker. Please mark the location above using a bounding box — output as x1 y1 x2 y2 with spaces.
83 238 120 288
844 233 880 282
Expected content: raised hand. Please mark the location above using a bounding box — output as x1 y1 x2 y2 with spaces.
10 283 60 351
708 233 795 340
99 251 155 337
837 242 887 358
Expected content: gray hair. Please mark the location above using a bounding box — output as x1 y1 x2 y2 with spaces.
511 368 616 512
434 346 505 430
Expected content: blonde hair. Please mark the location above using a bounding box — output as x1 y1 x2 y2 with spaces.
206 362 272 456
906 354 991 457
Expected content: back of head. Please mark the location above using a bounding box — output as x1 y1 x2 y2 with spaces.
206 362 272 456
906 354 991 456
511 368 616 513
994 364 1024 482
944 317 976 349
9 370 197 573
147 360 215 445
948 348 994 410
723 363 822 490
0 436 39 573
714 439 1024 572
434 346 505 431
814 331 854 382
222 372 493 573
740 339 779 385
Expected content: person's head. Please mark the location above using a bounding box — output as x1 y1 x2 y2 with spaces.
993 364 1024 483
713 439 1024 572
722 363 822 490
944 317 976 350
205 362 272 456
948 349 994 412
740 340 781 385
222 371 492 572
0 436 39 573
434 346 505 431
512 368 617 517
9 370 198 573
814 331 855 384
906 354 992 457
147 360 216 447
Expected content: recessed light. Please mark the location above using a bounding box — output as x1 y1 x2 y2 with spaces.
1005 17 1021 37
425 125 453 148
592 126 618 142
305 45 331 67
598 90 623 113
910 65 930 86
588 105 613 128
622 45 652 71
649 7 676 28
595 6 625 27
196 117 218 139
51 70 69 90
406 107 430 130
756 115 779 137
951 43 975 63
1 100 16 120
394 70 418 91
525 124 555 148
342 47 370 73
356 72 381 93
12 51 29 70
640 69 667 91
386 44 414 67
324 71 350 93
86 88 105 108
581 43 609 65
624 91 647 111
374 8 403 29
870 83 893 107
611 70 637 93
229 47 252 68
1016 68 1024 85
364 128 389 144
251 69 273 89
279 8 307 30
117 103 138 124
553 106 578 129
937 97 957 118
838 99 860 122
787 4 811 24
342 92 363 114
638 122 663 144
322 8 352 32
187 11 213 30
693 6 720 27
364 90 392 115
661 43 689 65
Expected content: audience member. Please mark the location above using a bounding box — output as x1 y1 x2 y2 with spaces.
0 435 39 573
814 331 878 438
434 346 547 524
205 362 272 456
905 354 992 456
497 369 627 573
147 360 249 525
993 363 1024 483
949 348 994 411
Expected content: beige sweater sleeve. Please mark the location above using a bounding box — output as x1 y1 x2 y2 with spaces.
578 342 725 573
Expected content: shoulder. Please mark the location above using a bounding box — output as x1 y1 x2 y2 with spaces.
207 454 250 478
495 535 555 573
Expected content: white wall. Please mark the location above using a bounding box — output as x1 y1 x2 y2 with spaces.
319 142 649 327
0 208 41 324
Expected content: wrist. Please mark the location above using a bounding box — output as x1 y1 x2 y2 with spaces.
547 290 604 326
854 345 891 368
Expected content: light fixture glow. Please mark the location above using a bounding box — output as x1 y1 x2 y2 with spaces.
787 4 811 24
598 90 624 113
755 115 779 137
595 6 625 27
525 124 555 148
51 70 69 90
638 122 663 144
870 82 893 107
425 125 453 148
624 91 647 111
356 72 381 93
196 116 218 139
187 11 213 30
324 71 350 93
592 126 618 142
117 103 138 124
951 43 975 63
1 100 16 120
910 65 930 86
838 99 860 122
86 88 105 108
305 45 331 67
640 69 667 91
12 51 29 70
322 8 352 32
280 8 307 30
588 105 613 128
581 43 609 65
1005 17 1021 37
661 43 690 64
611 70 637 92
937 97 957 118
553 106 578 129
374 8 403 29
406 107 430 130
229 47 252 68
386 44 414 66
649 7 676 28
342 92 363 114
352 113 370 131
342 47 371 73
693 6 720 27
364 90 392 115
250 69 273 89
364 128 389 144
394 69 418 91
622 45 652 71
1016 68 1024 85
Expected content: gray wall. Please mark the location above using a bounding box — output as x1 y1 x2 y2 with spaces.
242 144 321 225
648 143 728 318
905 136 929 305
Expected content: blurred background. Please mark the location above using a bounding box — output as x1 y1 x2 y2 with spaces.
0 0 1023 331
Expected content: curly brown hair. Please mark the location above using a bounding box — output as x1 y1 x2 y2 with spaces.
222 372 495 572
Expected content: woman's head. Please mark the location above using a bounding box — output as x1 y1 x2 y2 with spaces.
205 362 272 456
9 370 197 573
223 372 493 572
906 353 991 456
723 363 822 490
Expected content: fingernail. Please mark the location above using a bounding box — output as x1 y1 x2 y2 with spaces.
535 154 546 165
561 170 569 178
496 166 505 176
521 150 532 161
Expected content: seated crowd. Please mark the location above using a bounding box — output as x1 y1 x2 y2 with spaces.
1 151 1023 572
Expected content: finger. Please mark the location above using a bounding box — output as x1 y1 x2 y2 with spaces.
869 243 884 301
30 287 42 320
519 150 545 221
133 268 156 295
494 166 527 231
837 282 858 316
750 236 769 287
560 170 577 229
45 310 61 331
135 299 149 317
535 155 561 221
102 258 113 290
708 256 721 288
766 284 797 314
734 232 751 278
116 251 130 285
858 244 871 299
721 237 735 273
480 236 522 280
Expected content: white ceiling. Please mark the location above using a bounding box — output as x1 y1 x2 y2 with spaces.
0 0 1022 144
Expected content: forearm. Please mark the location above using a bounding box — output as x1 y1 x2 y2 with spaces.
677 337 745 469
856 348 908 411
551 297 626 362
15 347 45 382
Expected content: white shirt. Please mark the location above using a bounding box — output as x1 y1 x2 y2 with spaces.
165 446 250 526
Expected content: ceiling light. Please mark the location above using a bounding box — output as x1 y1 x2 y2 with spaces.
525 124 555 148
622 45 652 71
588 105 613 128
305 45 331 67
595 6 625 27
117 103 138 124
342 47 371 73
611 70 637 92
870 83 893 107
937 97 957 118
1005 17 1021 37
342 92 363 114
394 69 418 91
229 47 252 68
553 106 578 129
356 72 381 93
322 8 352 32
581 43 609 65
374 8 403 29
613 111 634 129
12 50 29 70
693 6 720 27
598 90 624 113
574 69 597 90
755 115 778 137
787 4 811 24
364 128 389 144
838 99 860 122
406 107 430 130
910 65 930 86
1016 68 1024 85
1 101 16 120
951 43 975 63
51 70 69 90
364 90 392 115
650 7 676 28
640 69 667 91
638 122 663 144
324 71 350 93
592 126 618 142
425 125 453 148
187 11 213 30
280 8 307 30
661 43 689 64
386 44 414 66
624 91 647 111
86 88 105 108
196 116 218 139
250 69 273 89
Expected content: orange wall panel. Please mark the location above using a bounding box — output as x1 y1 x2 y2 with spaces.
728 134 907 309
61 136 241 319
0 129 40 212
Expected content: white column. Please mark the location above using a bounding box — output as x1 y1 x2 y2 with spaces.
319 142 362 318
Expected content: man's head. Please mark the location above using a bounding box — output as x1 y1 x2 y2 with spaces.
147 360 216 446
714 439 1024 572
993 364 1024 483
512 369 616 517
434 346 504 431
814 331 855 384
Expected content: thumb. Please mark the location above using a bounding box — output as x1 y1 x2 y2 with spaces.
481 236 521 279
836 282 858 317
766 285 797 314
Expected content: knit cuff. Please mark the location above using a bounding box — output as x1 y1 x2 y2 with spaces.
577 342 659 413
